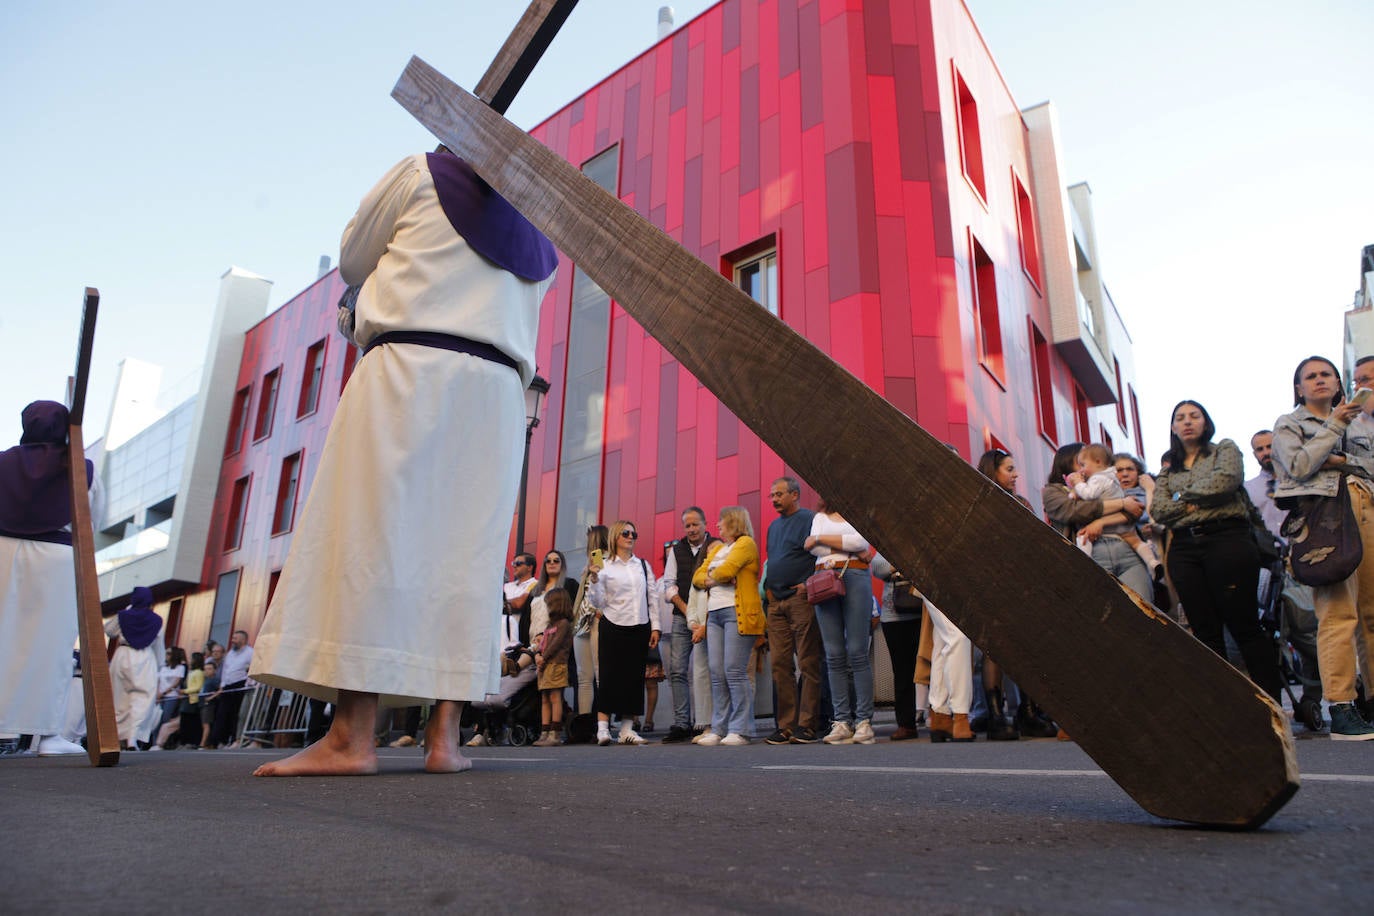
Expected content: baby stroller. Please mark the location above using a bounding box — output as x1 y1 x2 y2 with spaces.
1257 547 1323 732
466 667 545 747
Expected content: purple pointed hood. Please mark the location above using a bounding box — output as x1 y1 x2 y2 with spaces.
0 401 91 535
117 586 162 651
425 150 558 282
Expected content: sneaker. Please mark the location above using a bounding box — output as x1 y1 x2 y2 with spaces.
789 726 819 744
694 731 722 746
662 726 693 744
1329 703 1374 741
764 727 793 745
465 733 487 748
618 731 647 745
851 720 876 745
822 721 854 744
721 733 749 746
597 732 613 746
389 735 416 748
36 735 86 756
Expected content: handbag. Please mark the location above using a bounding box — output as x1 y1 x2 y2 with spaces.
1281 475 1363 586
890 576 925 613
805 557 852 604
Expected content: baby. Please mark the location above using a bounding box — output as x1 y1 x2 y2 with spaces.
1069 443 1161 578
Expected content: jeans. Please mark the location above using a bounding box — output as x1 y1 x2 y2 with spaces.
812 568 875 725
706 605 754 736
668 612 694 730
1090 536 1153 599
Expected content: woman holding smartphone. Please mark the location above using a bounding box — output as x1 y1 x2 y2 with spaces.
586 520 662 745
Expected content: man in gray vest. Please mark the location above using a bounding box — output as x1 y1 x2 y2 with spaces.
660 507 718 743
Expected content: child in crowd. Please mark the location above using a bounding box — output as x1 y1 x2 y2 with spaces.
198 660 220 749
1068 443 1162 579
533 590 574 747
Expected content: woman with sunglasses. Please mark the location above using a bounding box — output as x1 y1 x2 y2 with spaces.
529 550 579 661
586 520 662 745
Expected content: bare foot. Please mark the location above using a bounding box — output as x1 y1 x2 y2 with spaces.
423 742 473 774
252 733 378 777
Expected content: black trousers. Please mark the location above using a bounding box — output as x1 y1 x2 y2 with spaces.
881 618 921 728
210 680 248 746
1167 525 1282 699
595 619 650 717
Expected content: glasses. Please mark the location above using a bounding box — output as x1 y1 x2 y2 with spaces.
621 531 639 539
545 558 561 565
512 559 529 568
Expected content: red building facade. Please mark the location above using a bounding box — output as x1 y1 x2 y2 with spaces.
195 0 1140 644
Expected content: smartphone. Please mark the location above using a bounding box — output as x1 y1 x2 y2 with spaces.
589 548 605 568
1352 387 1374 408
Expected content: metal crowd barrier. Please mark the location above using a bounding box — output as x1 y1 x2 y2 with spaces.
235 682 313 747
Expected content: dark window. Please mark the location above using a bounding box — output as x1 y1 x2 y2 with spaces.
1114 359 1128 427
1014 174 1042 288
1129 385 1144 458
734 248 779 316
1073 385 1090 443
297 339 326 418
272 452 303 535
253 367 280 441
1100 425 1114 455
970 234 1003 381
223 475 250 551
166 597 185 647
225 386 251 455
954 68 986 200
267 570 282 611
340 343 359 394
1029 321 1057 443
209 570 240 648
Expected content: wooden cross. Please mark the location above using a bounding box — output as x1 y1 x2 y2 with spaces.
67 288 121 766
389 4 1297 827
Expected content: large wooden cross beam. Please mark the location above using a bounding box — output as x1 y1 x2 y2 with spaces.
391 5 1298 828
68 288 120 766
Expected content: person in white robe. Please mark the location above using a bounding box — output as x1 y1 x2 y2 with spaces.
249 149 557 776
103 586 164 749
0 401 102 756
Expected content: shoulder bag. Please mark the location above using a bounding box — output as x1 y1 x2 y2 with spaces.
1281 475 1363 586
805 557 852 604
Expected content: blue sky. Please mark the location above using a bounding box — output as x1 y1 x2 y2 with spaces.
2 0 1371 478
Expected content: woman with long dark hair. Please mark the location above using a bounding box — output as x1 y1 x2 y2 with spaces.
529 550 579 655
586 520 661 745
1153 400 1282 701
973 449 1029 740
1272 356 1374 739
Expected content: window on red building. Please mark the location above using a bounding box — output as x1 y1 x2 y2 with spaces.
1013 173 1042 289
1100 425 1113 454
340 343 358 394
297 339 326 418
225 385 251 455
1073 384 1090 443
970 234 1004 381
224 475 250 551
1029 320 1057 443
272 452 303 535
1114 358 1127 427
253 367 280 441
735 250 778 315
1129 385 1144 458
165 597 184 647
954 67 986 201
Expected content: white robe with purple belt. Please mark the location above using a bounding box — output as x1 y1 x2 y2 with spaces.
249 154 554 706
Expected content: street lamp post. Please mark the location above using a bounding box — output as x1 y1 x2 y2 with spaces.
515 373 550 555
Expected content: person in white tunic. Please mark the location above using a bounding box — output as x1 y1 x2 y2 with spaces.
103 586 165 749
250 149 557 776
0 401 101 756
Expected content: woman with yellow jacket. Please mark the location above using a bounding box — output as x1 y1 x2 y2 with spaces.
691 506 761 746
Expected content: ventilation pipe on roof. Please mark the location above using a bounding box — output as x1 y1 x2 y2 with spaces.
658 6 675 39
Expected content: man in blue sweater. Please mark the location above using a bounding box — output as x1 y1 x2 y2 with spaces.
762 477 821 744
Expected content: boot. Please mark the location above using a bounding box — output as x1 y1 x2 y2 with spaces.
534 729 558 747
986 687 1019 741
928 710 953 743
951 713 975 742
1016 696 1059 739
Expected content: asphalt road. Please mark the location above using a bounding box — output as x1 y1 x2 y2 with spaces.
2 722 1370 914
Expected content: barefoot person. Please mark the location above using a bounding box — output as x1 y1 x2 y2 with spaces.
248 148 557 776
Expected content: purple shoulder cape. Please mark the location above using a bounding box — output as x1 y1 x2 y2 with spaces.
425 151 558 283
0 401 93 536
118 587 162 651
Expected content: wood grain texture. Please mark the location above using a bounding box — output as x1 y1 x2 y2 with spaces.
69 290 119 766
473 0 580 115
392 57 1298 828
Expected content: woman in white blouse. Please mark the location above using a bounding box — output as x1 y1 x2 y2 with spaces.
806 500 876 745
586 520 662 745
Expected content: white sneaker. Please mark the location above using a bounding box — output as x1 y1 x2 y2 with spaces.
694 731 723 746
597 732 613 746
822 721 854 744
721 733 749 746
465 733 487 747
36 735 86 756
618 730 647 745
851 720 876 745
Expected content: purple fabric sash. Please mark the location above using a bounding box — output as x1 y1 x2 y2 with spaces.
425 151 557 282
117 587 162 651
0 401 95 535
